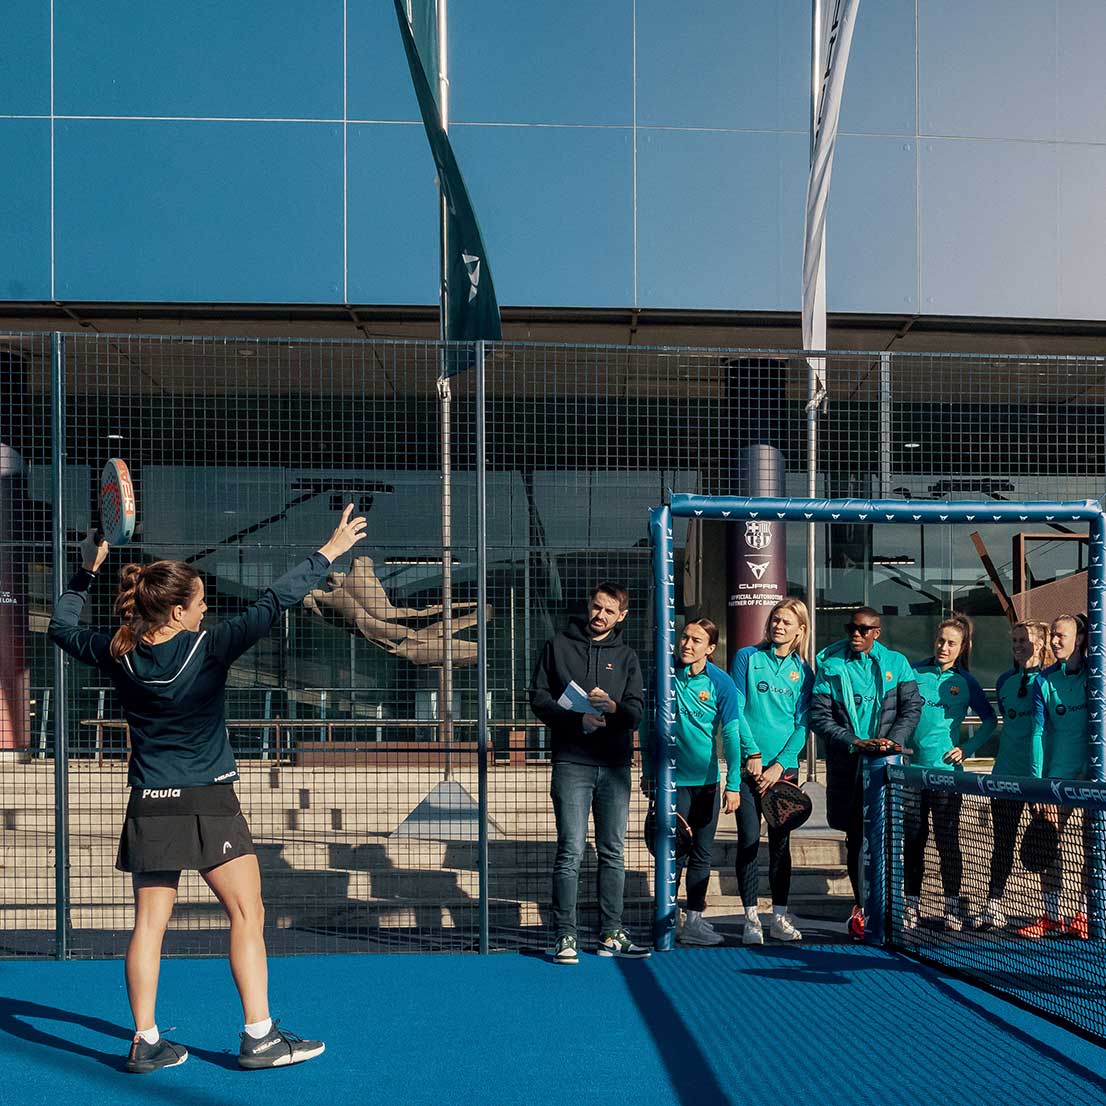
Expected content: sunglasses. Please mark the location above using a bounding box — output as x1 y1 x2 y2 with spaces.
845 622 879 636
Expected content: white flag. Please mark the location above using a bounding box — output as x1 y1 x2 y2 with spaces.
802 0 861 409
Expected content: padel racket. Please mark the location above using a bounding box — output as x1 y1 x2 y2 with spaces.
1019 809 1060 874
96 458 136 546
762 778 814 833
644 798 693 860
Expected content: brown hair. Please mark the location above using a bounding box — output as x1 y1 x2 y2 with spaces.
110 560 201 659
936 614 974 669
591 581 630 611
684 617 720 647
762 598 811 663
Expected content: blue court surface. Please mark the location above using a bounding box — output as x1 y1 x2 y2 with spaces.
4 945 1106 1106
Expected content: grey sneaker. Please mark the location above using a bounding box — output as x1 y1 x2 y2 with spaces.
238 1020 325 1069
552 933 579 964
742 915 764 945
125 1036 188 1074
597 929 651 958
678 913 724 946
768 913 802 942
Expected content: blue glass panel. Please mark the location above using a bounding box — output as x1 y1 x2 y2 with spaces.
1 3 50 116
55 120 342 302
636 128 806 311
0 119 51 299
347 123 438 305
451 1 632 125
346 0 422 122
451 125 633 308
54 0 343 118
920 139 1058 317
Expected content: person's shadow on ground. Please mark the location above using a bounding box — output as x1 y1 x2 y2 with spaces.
0 994 240 1071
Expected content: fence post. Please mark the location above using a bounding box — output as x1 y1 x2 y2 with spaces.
475 340 489 954
650 506 677 950
1086 509 1106 940
50 332 70 960
862 758 892 947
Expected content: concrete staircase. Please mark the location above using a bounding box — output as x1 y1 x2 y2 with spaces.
0 759 851 941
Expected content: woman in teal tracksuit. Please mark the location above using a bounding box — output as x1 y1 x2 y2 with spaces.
725 598 814 945
1019 613 1091 939
903 616 996 931
969 620 1052 930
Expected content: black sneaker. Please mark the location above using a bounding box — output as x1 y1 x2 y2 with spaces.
238 1020 326 1069
551 933 579 965
125 1036 188 1074
597 929 651 958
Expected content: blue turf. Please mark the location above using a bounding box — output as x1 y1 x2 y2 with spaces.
3 946 1106 1106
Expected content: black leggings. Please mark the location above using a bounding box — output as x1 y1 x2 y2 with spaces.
736 770 798 908
987 799 1026 900
676 783 720 913
903 789 962 898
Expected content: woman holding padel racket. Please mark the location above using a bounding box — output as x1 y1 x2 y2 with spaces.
48 499 366 1074
725 599 814 945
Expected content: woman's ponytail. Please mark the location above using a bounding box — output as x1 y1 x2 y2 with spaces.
110 561 200 659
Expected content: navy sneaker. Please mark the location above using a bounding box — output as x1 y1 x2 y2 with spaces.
238 1020 326 1069
125 1036 188 1074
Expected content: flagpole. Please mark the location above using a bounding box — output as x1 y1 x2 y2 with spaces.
805 0 823 781
437 0 454 774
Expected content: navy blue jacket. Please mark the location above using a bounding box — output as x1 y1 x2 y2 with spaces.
48 553 331 789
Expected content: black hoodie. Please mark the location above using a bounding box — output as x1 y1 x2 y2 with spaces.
529 616 644 768
48 553 331 789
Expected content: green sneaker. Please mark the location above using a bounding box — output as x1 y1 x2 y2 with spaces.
597 929 651 958
551 933 579 965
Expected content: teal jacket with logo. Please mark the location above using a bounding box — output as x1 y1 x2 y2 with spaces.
728 643 813 786
908 659 996 770
810 638 921 832
671 661 743 787
977 666 1043 777
1032 660 1088 779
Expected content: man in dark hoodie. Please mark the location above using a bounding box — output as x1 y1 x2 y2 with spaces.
530 582 649 963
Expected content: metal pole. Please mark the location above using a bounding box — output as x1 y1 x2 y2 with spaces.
1086 510 1106 940
650 506 677 951
475 340 489 954
804 0 824 782
437 0 454 775
50 333 69 960
878 353 892 499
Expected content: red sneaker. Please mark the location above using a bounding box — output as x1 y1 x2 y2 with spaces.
848 905 865 941
1016 915 1065 939
1067 912 1089 939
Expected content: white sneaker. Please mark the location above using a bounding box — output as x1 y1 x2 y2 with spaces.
742 915 764 946
768 913 802 942
679 912 724 946
903 897 920 931
970 900 1007 930
943 896 964 932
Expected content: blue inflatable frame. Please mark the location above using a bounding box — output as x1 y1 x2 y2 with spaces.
649 495 1106 951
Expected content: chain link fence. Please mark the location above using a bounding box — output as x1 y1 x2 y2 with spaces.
1 335 1103 957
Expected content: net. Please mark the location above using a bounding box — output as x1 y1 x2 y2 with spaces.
885 764 1106 1040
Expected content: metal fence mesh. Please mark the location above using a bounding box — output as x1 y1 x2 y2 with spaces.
1 334 1104 957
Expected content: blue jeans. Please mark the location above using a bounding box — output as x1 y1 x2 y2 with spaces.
550 760 631 936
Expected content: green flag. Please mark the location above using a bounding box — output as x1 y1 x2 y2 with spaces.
393 0 501 364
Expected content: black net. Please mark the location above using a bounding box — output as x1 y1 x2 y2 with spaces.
887 773 1106 1039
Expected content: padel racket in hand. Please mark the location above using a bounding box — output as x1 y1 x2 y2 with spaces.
96 458 136 546
644 798 693 860
762 779 814 833
1019 809 1060 874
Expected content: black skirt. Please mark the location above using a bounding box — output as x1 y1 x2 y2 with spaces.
116 783 255 873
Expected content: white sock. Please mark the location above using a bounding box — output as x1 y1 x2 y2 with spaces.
906 894 920 907
1043 893 1060 921
245 1017 273 1039
136 1025 159 1045
686 910 702 923
772 905 788 917
745 907 759 922
944 895 959 914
